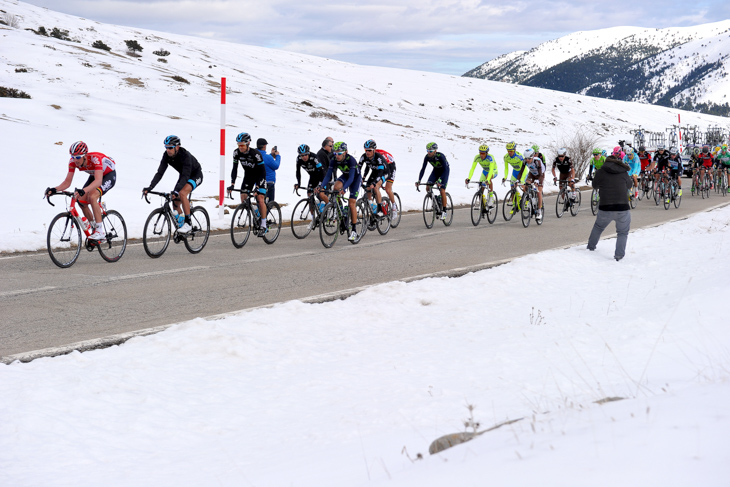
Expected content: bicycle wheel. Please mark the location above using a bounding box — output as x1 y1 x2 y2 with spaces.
440 193 453 226
143 208 171 258
184 206 210 254
47 212 82 268
704 175 711 198
674 183 682 208
262 201 281 244
363 200 377 232
654 183 662 205
97 210 127 263
290 198 314 239
591 188 599 215
470 191 482 226
352 199 368 243
629 190 637 209
319 202 339 248
231 203 253 249
503 189 516 221
390 192 402 228
422 193 435 229
486 191 498 224
376 197 391 235
520 191 532 228
722 173 728 197
570 190 581 216
536 198 544 225
555 189 567 218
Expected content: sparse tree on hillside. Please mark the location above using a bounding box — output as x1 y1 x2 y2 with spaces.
546 124 601 180
125 39 143 55
92 40 111 51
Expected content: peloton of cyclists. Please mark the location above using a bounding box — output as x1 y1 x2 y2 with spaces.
46 141 117 241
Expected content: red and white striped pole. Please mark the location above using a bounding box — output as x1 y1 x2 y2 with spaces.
219 77 226 219
678 113 682 153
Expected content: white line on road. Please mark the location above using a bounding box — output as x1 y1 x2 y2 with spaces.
0 286 57 298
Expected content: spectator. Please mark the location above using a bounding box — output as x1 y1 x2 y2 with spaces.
587 153 632 261
316 137 334 175
257 138 280 202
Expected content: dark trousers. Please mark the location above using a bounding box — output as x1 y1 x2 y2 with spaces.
587 209 631 259
266 182 275 203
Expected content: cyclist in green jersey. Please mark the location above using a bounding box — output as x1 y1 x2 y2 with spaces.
465 144 498 191
586 148 605 181
501 141 526 184
717 144 730 192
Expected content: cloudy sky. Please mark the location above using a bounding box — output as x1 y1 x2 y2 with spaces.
22 0 730 75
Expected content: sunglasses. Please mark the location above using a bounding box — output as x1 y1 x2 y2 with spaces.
165 145 176 150
334 151 345 156
365 149 374 152
427 150 436 153
72 155 84 160
479 151 488 154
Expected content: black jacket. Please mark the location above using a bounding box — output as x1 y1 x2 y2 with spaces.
149 147 203 193
592 156 632 211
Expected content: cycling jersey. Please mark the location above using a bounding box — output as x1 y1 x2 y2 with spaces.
322 154 361 199
638 152 652 171
552 155 573 175
504 152 526 182
295 152 324 187
624 153 641 176
376 149 396 182
696 153 714 168
520 156 545 179
717 151 730 166
588 155 605 176
653 151 670 170
667 155 683 171
231 147 267 195
419 152 450 188
468 153 497 182
359 152 387 184
149 147 203 193
68 152 116 176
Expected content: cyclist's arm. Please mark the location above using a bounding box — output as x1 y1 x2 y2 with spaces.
467 158 478 181
55 167 75 192
417 158 428 182
486 160 497 181
173 152 194 193
148 158 168 191
295 159 303 187
321 165 334 188
230 159 239 186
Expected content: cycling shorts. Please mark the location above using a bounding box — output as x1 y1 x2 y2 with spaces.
525 173 545 187
427 165 449 188
306 174 323 193
81 170 116 201
365 175 384 188
186 175 203 191
669 168 681 180
510 168 528 183
337 174 362 200
386 164 396 183
240 173 267 195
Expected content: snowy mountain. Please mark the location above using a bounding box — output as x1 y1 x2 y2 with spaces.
464 21 730 116
1 0 729 252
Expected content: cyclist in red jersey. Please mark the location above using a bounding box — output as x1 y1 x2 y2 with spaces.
375 148 398 218
696 145 715 185
637 146 652 173
45 141 117 241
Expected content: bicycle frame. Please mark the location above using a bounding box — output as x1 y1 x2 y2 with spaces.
47 191 106 242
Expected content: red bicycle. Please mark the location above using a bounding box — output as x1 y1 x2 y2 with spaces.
45 191 127 268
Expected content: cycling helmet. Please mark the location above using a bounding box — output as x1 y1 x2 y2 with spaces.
557 147 567 156
297 143 310 155
478 144 489 153
722 144 728 151
601 149 608 157
531 144 540 153
592 148 602 155
364 139 377 150
523 148 535 159
164 135 180 147
657 144 665 150
426 142 438 151
506 141 517 151
236 132 251 144
693 147 700 155
612 146 622 156
625 147 634 155
638 145 646 152
333 141 348 152
702 145 710 153
670 147 678 155
69 141 88 156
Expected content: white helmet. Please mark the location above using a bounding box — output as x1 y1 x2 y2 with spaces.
523 148 535 159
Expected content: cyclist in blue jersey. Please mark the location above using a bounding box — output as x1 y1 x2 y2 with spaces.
623 146 641 198
320 142 362 242
416 142 450 220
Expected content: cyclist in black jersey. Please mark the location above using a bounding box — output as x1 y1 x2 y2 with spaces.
228 132 268 234
416 142 450 220
360 139 388 215
143 135 204 234
294 143 329 229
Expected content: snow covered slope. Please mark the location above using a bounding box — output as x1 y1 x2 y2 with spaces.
464 21 730 115
0 0 728 252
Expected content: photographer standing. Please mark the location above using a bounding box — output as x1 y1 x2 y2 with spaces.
587 152 632 261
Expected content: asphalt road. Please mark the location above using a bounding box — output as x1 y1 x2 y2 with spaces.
1 188 727 359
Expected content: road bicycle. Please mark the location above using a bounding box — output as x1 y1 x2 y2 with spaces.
387 191 402 229
228 188 281 247
466 180 498 226
319 188 367 248
142 190 210 258
654 171 669 206
290 187 325 239
359 186 391 236
417 183 453 228
520 181 544 228
637 171 653 200
555 178 580 218
717 167 729 196
590 186 600 215
45 190 127 268
663 177 682 210
502 180 523 221
628 186 637 209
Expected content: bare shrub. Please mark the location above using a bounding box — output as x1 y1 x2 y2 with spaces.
545 124 601 179
2 13 20 28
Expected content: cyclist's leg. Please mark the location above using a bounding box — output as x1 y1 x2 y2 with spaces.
348 175 362 226
438 166 449 204
256 183 268 222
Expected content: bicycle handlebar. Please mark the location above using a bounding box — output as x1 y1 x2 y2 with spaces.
143 190 171 205
45 190 76 207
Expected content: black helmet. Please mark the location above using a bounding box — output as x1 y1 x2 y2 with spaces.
164 135 180 147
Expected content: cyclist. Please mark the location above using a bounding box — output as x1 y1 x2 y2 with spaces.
531 143 546 164
143 135 203 234
518 147 546 221
667 147 683 198
717 144 730 193
227 132 268 235
637 146 652 173
416 142 450 220
465 144 498 200
294 143 328 229
586 148 605 182
502 141 525 186
376 148 398 218
551 147 576 199
360 139 388 215
696 144 715 188
320 142 362 242
46 141 117 241
652 145 670 186
623 146 641 198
